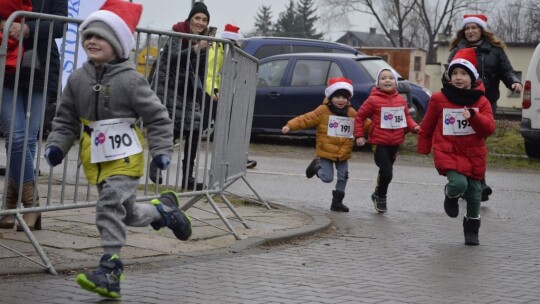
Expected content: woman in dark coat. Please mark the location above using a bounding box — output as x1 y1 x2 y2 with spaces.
150 2 210 190
445 14 522 202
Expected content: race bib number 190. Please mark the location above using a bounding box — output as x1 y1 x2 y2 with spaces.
89 118 142 163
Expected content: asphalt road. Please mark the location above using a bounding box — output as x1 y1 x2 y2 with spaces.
1 144 539 303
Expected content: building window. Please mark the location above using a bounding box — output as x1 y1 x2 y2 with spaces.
414 56 422 72
508 71 522 98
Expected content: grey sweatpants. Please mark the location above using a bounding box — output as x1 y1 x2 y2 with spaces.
317 158 349 192
96 175 162 255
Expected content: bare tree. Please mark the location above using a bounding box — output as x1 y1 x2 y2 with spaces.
320 0 491 63
491 0 540 43
321 0 415 47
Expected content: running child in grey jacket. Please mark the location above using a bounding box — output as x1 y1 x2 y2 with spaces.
44 0 191 299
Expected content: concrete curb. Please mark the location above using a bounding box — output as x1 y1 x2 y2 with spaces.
7 202 332 276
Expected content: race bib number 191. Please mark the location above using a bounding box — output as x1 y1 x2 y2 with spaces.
327 115 354 138
89 118 142 163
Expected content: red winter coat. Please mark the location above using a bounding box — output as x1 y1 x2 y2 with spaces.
417 82 495 180
353 87 418 146
0 0 33 73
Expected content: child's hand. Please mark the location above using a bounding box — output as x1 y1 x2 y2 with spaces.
282 126 290 134
356 137 366 146
152 154 171 170
463 106 471 119
44 146 64 167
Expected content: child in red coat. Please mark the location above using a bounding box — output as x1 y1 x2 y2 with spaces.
417 48 495 245
354 68 419 213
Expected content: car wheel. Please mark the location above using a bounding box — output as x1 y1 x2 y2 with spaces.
524 138 540 159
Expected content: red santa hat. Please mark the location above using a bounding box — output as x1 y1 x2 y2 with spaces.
325 77 354 99
80 0 143 59
447 48 479 82
462 14 488 30
221 23 240 41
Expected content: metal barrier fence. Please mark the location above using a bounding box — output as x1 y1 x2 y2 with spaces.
0 11 268 275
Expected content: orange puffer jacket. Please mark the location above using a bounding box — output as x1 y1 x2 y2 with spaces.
286 99 356 161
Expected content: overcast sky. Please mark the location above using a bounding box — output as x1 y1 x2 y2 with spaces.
132 0 374 41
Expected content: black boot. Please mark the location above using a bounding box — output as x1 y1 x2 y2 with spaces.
444 185 459 218
305 158 321 179
481 179 492 202
463 216 481 246
330 190 349 212
181 176 205 191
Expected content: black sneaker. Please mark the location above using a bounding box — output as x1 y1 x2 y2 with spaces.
151 190 192 240
305 158 320 179
444 186 459 218
371 192 387 213
246 159 257 169
76 253 124 299
481 185 492 202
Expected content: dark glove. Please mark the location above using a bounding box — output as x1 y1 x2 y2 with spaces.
152 154 171 170
44 146 63 167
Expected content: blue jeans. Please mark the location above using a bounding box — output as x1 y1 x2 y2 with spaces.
1 86 44 185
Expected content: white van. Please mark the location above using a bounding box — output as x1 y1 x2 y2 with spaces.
521 43 540 159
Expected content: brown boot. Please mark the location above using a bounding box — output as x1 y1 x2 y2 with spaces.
16 181 41 231
0 180 18 229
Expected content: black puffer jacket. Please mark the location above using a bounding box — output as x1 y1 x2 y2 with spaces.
150 22 207 137
447 40 521 105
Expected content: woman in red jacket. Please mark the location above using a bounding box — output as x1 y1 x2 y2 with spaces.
417 48 495 245
354 68 419 213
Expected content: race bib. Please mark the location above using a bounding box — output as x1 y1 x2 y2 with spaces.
442 108 477 136
380 106 407 129
89 118 142 163
327 115 354 138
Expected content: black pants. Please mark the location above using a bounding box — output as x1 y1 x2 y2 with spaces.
373 144 400 198
181 130 199 179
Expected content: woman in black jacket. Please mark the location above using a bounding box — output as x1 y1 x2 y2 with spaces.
445 14 522 202
150 2 210 191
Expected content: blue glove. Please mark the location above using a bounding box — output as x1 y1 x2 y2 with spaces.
44 146 63 167
152 154 170 170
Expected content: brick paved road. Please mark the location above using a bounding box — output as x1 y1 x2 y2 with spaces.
1 153 539 303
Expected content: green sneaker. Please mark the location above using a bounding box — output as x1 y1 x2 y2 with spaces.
76 253 124 299
151 190 192 240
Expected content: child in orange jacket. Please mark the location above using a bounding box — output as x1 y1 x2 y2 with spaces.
282 77 356 212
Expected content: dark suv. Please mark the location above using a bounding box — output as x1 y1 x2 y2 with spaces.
252 53 430 136
237 37 361 60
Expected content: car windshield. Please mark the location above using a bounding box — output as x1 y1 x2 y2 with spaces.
356 59 403 82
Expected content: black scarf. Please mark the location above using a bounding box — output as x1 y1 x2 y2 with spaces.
440 83 484 106
327 102 349 116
